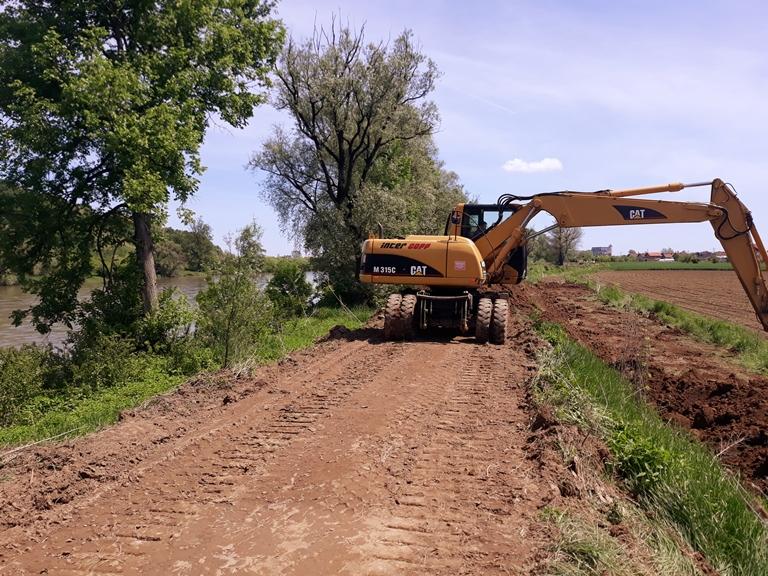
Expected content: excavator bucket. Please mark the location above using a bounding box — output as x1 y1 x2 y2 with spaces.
710 179 768 331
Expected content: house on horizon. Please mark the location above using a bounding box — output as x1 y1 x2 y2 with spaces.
591 245 612 257
638 251 673 261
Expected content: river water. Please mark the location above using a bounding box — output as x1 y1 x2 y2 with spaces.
0 276 211 349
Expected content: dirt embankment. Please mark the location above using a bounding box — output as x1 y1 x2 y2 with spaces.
528 281 768 495
595 270 766 332
0 318 573 575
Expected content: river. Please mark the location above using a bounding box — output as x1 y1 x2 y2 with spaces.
0 274 284 349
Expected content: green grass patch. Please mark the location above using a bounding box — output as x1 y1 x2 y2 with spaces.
0 365 182 446
533 321 768 575
253 305 374 364
603 261 733 271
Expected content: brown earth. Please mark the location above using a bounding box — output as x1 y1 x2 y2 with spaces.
528 281 768 496
595 270 765 332
0 317 572 576
2 282 766 575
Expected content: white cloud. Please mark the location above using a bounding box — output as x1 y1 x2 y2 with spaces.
502 157 563 173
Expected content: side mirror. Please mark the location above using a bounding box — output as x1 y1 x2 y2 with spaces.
450 211 461 225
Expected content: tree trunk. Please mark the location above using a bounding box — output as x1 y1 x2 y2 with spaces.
133 211 159 314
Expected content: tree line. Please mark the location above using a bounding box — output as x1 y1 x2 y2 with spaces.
0 3 464 337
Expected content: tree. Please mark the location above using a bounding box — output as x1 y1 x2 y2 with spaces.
547 227 583 266
196 223 270 368
250 22 461 301
0 1 284 331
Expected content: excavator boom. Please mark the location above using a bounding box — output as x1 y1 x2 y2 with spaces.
470 178 768 331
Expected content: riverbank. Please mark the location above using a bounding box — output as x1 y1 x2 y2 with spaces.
0 305 373 446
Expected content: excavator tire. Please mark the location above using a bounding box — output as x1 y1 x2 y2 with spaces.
475 297 493 343
490 299 509 344
400 294 417 340
384 294 403 340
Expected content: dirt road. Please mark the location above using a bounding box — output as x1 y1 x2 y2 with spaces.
0 322 556 575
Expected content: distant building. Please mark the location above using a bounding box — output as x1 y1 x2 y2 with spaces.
591 245 612 257
291 250 302 259
639 251 663 261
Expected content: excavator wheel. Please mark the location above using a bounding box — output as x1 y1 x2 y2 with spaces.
400 294 417 340
490 299 509 344
475 297 493 343
384 294 403 340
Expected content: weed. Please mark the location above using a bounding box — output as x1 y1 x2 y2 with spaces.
533 321 768 575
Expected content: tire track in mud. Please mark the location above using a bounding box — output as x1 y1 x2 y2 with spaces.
1 337 381 575
359 343 547 575
1 325 554 576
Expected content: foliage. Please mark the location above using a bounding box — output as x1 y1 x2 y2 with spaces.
154 237 188 277
196 224 272 367
533 321 768 575
266 259 313 317
609 424 673 495
546 226 584 266
0 1 284 322
156 219 222 275
251 20 463 302
0 346 53 426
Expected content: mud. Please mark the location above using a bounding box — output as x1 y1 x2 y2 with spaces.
596 269 766 333
0 317 569 575
529 281 768 495
2 283 766 574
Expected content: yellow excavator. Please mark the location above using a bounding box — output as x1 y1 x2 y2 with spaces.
359 178 768 342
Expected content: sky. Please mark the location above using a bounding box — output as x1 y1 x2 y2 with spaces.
170 0 768 256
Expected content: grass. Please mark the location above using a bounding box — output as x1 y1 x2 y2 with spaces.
0 305 373 448
253 305 374 364
533 320 768 576
0 368 182 446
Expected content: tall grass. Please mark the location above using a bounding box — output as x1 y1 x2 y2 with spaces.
533 321 768 576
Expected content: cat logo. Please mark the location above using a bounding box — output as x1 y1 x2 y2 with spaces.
614 205 666 221
410 265 427 276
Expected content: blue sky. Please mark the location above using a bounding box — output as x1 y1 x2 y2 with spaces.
171 0 768 255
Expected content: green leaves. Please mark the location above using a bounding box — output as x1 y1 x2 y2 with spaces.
0 0 284 329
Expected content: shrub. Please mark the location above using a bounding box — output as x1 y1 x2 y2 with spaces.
196 224 274 367
0 346 51 426
266 259 312 317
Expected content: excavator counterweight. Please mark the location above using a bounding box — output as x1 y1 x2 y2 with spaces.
359 179 768 341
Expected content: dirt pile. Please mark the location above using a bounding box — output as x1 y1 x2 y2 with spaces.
531 281 768 495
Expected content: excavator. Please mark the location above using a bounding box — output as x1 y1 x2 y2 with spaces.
358 178 768 342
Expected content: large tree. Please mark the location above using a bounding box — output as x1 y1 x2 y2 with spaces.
546 226 583 266
0 1 284 330
250 22 461 301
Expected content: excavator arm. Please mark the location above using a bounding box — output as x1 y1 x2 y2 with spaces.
475 178 768 331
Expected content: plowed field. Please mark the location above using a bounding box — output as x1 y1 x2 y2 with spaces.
595 270 764 332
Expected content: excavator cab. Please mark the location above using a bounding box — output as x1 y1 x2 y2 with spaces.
445 204 520 240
